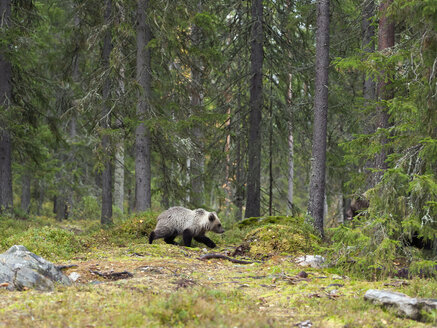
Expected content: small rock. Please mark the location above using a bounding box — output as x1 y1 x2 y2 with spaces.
295 255 326 268
331 274 343 280
68 272 81 282
297 271 308 278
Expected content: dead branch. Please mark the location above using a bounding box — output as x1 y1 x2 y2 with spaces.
198 253 259 264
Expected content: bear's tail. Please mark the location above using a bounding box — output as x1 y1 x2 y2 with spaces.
149 231 155 244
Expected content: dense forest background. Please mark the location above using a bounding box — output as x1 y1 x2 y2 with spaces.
0 0 436 265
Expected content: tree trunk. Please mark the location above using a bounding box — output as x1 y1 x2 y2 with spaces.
362 0 376 187
286 74 294 213
101 0 113 224
56 195 67 221
189 6 205 208
268 80 273 216
235 87 244 221
134 0 152 212
245 0 263 218
114 140 124 212
224 106 232 216
113 68 125 213
20 174 31 214
36 182 44 216
114 139 124 213
308 0 330 237
372 0 394 186
362 0 376 106
0 0 13 213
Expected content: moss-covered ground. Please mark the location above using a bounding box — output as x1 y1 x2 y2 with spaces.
0 214 435 327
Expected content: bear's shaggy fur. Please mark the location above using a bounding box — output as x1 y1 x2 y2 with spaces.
149 206 224 248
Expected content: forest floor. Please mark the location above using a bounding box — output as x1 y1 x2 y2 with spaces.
0 241 435 328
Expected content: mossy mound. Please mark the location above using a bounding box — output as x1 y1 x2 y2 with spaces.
236 216 320 259
244 224 319 258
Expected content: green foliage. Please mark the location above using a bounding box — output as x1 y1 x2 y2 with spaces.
87 212 157 247
72 196 100 220
1 225 86 261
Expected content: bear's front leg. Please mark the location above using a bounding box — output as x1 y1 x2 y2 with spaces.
183 229 193 247
194 235 216 248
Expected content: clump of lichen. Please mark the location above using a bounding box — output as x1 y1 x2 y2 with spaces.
238 216 320 259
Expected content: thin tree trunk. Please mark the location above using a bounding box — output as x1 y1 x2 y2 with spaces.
190 5 205 208
245 0 263 218
56 195 67 221
114 138 124 213
268 79 273 216
372 0 394 186
235 86 244 221
362 0 376 106
308 0 330 237
362 0 376 187
224 106 232 216
36 182 44 216
0 0 13 213
20 174 31 214
135 0 152 212
160 155 169 209
101 0 113 224
286 74 294 213
372 0 395 186
113 68 125 213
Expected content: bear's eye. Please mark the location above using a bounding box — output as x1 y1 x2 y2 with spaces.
218 224 221 227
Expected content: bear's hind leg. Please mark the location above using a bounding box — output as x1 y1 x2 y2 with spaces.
164 230 178 245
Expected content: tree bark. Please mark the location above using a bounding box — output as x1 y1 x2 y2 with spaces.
20 174 31 214
101 0 113 224
245 0 263 218
372 0 394 186
308 0 330 237
134 0 152 212
0 0 13 213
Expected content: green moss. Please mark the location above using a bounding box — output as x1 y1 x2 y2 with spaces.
2 226 86 261
87 212 157 247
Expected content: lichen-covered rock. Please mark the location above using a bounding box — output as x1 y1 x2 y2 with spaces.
0 245 71 291
364 289 437 321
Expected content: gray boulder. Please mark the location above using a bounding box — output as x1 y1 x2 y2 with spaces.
0 245 71 291
364 289 437 321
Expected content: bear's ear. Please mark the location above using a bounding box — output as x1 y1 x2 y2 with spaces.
208 213 215 222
